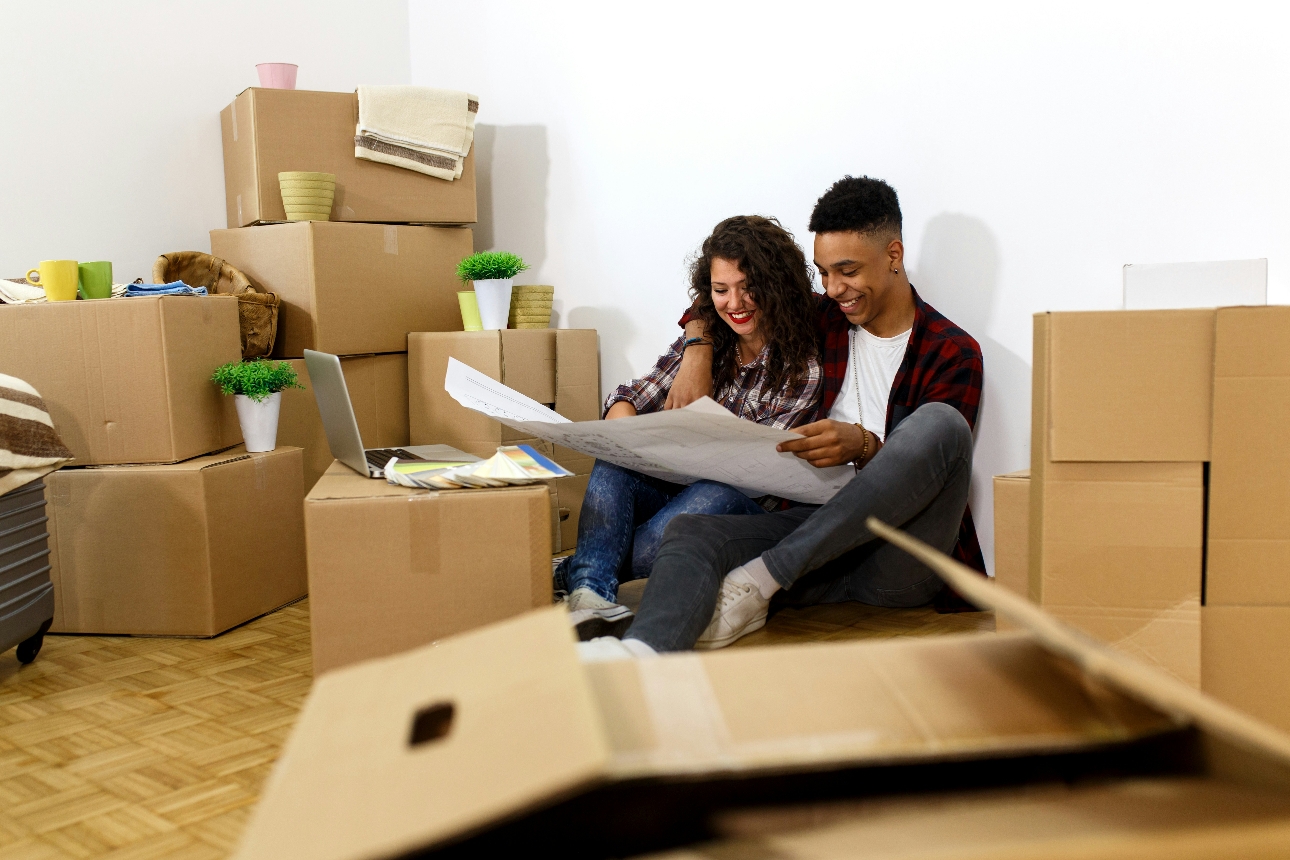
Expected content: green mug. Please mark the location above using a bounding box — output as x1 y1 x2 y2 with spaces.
78 261 113 300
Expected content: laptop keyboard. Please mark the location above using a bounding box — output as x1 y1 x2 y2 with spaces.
365 448 423 471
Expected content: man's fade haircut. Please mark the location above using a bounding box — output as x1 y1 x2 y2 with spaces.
808 175 902 238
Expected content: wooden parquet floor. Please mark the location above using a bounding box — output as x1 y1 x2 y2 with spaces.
0 585 994 859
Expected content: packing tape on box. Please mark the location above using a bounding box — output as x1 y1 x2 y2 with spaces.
49 480 70 509
635 655 733 765
407 496 440 575
384 225 398 256
237 195 243 226
253 455 267 491
231 105 238 142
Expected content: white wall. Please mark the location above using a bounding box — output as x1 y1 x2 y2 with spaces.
410 0 1290 572
0 0 411 285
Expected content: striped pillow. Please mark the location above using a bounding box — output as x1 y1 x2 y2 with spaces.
1 373 73 492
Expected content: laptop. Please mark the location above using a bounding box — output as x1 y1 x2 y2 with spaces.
304 349 480 478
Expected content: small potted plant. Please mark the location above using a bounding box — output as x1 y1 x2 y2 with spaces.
212 359 303 453
456 251 529 330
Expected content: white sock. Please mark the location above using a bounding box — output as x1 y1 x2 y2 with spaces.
732 556 780 600
620 637 658 658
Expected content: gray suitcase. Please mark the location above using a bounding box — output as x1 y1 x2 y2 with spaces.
0 479 54 663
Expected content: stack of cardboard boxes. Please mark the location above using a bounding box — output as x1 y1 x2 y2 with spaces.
0 296 308 636
213 87 599 674
994 306 1290 732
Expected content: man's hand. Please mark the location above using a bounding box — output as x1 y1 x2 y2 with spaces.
605 401 637 420
776 419 880 468
664 319 713 409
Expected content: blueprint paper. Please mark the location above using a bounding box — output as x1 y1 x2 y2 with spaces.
444 358 853 503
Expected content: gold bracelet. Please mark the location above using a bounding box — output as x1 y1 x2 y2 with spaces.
853 424 869 467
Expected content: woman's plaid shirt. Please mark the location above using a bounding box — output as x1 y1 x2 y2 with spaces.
603 337 822 431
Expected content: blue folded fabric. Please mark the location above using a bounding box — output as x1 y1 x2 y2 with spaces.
124 281 208 297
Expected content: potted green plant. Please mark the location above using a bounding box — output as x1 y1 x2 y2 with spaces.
456 251 529 330
211 359 303 452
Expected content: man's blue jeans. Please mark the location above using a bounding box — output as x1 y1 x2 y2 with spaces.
554 460 765 601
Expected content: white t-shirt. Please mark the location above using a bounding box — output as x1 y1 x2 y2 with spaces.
827 325 912 441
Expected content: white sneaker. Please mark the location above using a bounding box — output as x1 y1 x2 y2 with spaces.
565 587 634 641
695 568 771 650
577 636 657 663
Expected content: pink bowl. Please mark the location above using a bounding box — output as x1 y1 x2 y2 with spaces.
256 63 298 89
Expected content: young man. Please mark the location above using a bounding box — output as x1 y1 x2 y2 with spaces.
584 175 985 658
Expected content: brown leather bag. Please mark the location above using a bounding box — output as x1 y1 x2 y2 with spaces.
152 252 279 359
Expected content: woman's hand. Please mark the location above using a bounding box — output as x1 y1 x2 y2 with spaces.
665 320 713 409
605 401 638 420
776 420 881 468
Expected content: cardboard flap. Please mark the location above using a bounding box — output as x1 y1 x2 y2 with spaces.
587 632 1176 781
867 518 1290 767
235 608 610 860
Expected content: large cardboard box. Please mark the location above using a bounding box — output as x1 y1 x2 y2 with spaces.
220 88 476 227
304 461 551 675
233 533 1290 860
278 354 409 491
0 295 242 466
1208 305 1290 604
1203 605 1290 734
1029 311 1213 687
45 447 307 636
210 222 473 358
991 470 1028 633
408 328 600 469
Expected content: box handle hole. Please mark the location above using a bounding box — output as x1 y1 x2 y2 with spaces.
409 702 455 747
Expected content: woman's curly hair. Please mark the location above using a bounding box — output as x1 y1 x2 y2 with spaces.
688 215 818 396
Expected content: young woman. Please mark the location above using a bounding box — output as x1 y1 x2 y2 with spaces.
558 215 822 639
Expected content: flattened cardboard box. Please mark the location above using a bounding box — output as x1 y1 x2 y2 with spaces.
0 296 242 466
210 222 473 358
305 461 551 675
278 354 409 491
220 87 476 227
408 329 599 472
1030 313 1205 688
1208 305 1290 605
991 470 1028 633
45 447 306 636
233 530 1290 860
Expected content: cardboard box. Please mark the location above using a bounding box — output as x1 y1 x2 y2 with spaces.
1036 309 1214 462
220 88 476 227
277 354 409 491
1208 306 1290 605
233 542 1290 860
210 222 473 358
0 296 242 466
549 472 590 553
991 470 1029 633
408 329 599 471
1030 312 1208 687
1203 605 1290 734
304 461 551 675
45 447 306 636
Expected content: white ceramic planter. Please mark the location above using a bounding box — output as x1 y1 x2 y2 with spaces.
472 278 514 330
234 391 282 453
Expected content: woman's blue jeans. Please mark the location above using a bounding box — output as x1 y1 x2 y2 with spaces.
554 460 765 601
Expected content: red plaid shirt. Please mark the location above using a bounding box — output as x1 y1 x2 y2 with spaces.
682 286 986 572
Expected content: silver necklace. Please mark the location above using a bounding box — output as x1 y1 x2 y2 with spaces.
850 327 863 430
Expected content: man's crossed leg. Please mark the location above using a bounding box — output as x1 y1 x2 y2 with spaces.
620 401 974 653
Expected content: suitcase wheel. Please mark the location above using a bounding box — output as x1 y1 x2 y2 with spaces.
16 619 52 665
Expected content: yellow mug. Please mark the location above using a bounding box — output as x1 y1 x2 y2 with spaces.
26 260 79 302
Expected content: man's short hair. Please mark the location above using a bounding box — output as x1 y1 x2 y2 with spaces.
808 175 902 237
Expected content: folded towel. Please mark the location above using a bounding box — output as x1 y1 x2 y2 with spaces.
355 86 479 181
125 281 208 297
0 373 72 495
0 278 47 304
